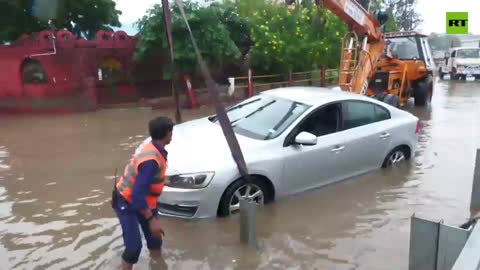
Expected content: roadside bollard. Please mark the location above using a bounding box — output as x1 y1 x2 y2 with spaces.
246 69 254 98
240 198 257 247
228 77 235 96
184 75 199 108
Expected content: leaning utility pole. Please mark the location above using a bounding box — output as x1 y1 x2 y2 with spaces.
175 0 258 247
162 0 182 124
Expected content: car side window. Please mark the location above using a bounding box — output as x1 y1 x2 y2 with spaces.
451 50 456 58
342 101 390 130
296 103 341 137
374 104 391 121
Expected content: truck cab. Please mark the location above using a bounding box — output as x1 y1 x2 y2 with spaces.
368 31 435 106
384 31 436 79
439 47 480 81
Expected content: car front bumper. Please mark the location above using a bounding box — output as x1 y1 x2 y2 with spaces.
156 185 222 219
457 67 480 76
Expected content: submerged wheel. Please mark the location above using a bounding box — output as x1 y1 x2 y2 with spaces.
383 94 400 108
218 177 269 217
439 68 445 80
414 75 433 107
371 93 386 102
382 146 410 168
450 68 459 80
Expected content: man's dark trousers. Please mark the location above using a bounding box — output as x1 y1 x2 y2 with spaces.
113 193 162 264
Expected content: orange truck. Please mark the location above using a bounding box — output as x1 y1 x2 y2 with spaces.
317 0 436 107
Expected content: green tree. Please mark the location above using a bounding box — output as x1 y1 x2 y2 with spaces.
58 0 122 40
247 4 347 74
357 0 399 32
218 1 252 55
135 1 241 78
0 0 122 43
383 5 399 32
380 0 422 31
223 0 270 18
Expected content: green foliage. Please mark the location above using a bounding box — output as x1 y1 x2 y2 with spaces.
223 0 270 18
59 0 122 40
135 1 241 78
0 0 122 43
217 2 252 54
247 5 347 74
383 6 400 32
377 0 422 31
0 1 45 43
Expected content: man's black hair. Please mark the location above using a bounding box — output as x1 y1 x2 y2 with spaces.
149 117 174 140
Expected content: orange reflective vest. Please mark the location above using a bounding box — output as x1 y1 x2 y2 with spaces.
116 141 167 209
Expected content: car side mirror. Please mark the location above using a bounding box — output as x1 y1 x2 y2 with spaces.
294 132 317 146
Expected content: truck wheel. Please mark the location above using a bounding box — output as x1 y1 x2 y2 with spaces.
438 68 445 80
414 75 433 107
371 93 386 102
383 94 400 108
450 68 459 80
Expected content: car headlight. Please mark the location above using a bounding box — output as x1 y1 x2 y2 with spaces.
166 172 215 189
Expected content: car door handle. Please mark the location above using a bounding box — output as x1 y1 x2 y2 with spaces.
379 132 391 139
331 145 345 152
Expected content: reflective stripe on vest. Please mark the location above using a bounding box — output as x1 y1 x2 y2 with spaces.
116 141 167 209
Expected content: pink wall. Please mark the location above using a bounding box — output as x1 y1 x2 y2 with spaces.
0 30 137 101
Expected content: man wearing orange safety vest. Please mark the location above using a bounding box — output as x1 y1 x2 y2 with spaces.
112 116 173 269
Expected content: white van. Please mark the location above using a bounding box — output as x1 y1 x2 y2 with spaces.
439 47 480 81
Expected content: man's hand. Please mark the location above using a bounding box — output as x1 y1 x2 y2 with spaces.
140 209 153 219
149 216 165 240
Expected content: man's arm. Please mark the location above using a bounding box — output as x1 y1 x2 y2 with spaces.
131 160 159 218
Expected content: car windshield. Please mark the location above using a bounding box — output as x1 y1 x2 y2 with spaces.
209 94 310 140
457 48 480 58
388 37 420 60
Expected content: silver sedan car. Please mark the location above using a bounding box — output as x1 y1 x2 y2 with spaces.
138 87 420 218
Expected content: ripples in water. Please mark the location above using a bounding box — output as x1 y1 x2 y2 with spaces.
0 81 479 269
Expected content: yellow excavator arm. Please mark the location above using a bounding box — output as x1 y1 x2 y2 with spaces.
316 0 387 94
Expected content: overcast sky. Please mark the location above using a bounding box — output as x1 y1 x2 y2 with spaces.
114 0 480 35
416 0 479 34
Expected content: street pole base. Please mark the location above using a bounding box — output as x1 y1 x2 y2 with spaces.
240 198 257 247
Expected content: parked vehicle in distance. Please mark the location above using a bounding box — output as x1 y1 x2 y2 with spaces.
136 87 421 218
439 47 480 81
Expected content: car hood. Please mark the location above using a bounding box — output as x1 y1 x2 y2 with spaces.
159 118 266 174
456 58 480 66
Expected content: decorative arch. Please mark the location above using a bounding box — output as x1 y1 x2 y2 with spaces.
98 56 127 83
21 58 48 84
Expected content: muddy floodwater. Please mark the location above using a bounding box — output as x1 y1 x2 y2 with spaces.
1 80 479 269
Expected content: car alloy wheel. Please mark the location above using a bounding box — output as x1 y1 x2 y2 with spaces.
387 150 405 166
229 183 264 215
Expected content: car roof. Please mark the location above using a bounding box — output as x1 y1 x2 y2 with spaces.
261 86 377 106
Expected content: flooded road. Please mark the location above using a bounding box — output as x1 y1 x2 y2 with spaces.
0 80 479 269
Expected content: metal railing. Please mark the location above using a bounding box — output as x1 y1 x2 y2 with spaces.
183 68 340 108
